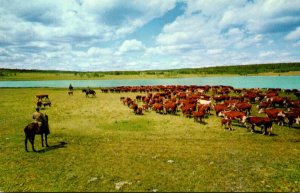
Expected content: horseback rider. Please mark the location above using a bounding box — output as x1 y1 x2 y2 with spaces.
32 107 44 132
69 84 73 91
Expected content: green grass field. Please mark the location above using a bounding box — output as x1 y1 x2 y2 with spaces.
0 88 299 192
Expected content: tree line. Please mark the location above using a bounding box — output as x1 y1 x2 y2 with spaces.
1 62 299 77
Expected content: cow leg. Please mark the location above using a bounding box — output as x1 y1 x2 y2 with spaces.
25 135 29 152
41 134 44 147
251 124 255 133
261 125 266 135
267 126 272 136
45 134 49 147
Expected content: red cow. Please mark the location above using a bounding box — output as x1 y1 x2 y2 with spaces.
257 101 271 111
193 110 205 123
164 102 177 114
135 107 143 115
219 111 247 127
284 112 300 127
181 106 193 118
142 104 149 112
233 102 252 116
221 118 233 131
260 108 285 126
214 104 229 116
246 116 273 135
153 103 164 114
269 96 286 107
131 103 138 113
198 104 210 115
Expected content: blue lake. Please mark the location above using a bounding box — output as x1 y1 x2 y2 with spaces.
0 76 299 89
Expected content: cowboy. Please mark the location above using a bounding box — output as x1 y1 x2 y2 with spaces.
69 84 73 91
32 107 44 132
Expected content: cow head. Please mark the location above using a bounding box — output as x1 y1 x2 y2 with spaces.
278 111 285 117
241 115 247 124
296 116 300 125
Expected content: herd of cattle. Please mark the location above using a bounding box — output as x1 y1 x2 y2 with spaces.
100 85 300 136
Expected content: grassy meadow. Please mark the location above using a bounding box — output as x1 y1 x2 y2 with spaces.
0 88 299 192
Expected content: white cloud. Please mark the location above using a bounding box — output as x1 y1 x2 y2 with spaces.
259 51 275 58
207 49 223 55
117 39 145 54
0 0 300 71
87 47 113 56
285 27 300 40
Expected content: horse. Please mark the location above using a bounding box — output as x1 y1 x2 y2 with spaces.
24 114 50 152
82 89 96 97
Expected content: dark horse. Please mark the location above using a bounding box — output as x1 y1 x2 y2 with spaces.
24 114 50 152
82 89 96 97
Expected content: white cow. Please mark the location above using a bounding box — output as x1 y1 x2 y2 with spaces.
197 99 212 106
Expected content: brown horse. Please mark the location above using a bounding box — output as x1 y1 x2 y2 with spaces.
82 89 96 97
24 114 50 152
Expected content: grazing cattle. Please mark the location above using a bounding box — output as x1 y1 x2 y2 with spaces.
214 104 229 116
123 97 134 106
269 96 286 107
233 102 252 116
181 106 193 118
219 111 247 127
284 112 300 127
198 104 210 115
294 92 300 99
221 118 233 131
101 88 109 93
192 110 205 123
136 95 142 101
82 89 96 97
135 107 143 115
213 95 229 103
286 100 300 109
197 99 211 106
24 115 50 152
164 102 177 114
246 116 273 135
68 91 73 96
257 101 271 110
131 103 138 113
153 103 164 114
142 104 149 111
260 108 285 126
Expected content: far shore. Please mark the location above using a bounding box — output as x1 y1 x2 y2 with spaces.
1 71 300 81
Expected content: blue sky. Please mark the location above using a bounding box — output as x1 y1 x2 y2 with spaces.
0 0 300 71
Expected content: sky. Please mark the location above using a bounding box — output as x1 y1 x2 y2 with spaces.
0 0 300 71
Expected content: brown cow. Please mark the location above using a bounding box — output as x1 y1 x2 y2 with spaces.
246 116 273 135
135 107 143 115
153 103 164 114
214 104 229 116
164 102 177 114
233 102 252 116
284 112 300 127
260 108 285 126
221 118 233 131
193 110 205 123
219 111 247 127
